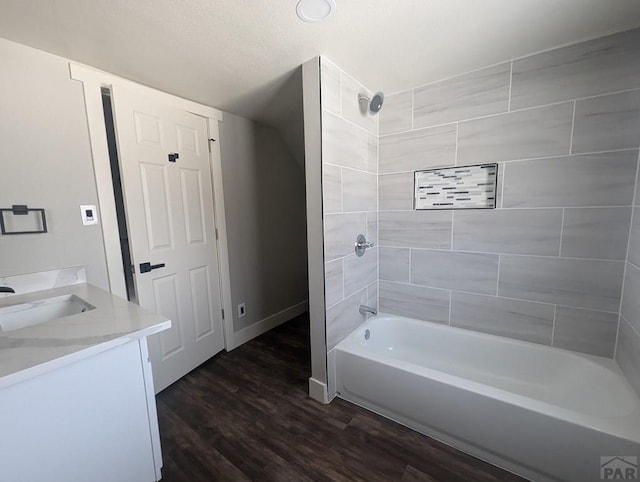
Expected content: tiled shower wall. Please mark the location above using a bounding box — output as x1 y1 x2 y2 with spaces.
321 58 378 351
617 173 640 393
377 28 640 358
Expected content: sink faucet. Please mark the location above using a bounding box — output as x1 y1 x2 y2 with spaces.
0 286 15 294
359 304 377 316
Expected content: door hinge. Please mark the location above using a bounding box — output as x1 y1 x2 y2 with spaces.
208 138 216 153
215 227 219 240
221 309 225 320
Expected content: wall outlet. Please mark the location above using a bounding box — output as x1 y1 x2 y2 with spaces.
237 303 246 318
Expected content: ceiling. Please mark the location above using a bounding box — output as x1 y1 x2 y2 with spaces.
1 0 640 131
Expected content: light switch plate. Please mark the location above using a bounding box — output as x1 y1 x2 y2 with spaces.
80 205 99 226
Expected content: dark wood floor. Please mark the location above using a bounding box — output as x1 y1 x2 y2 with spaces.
156 314 524 481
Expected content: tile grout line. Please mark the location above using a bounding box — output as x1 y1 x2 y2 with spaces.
558 208 566 257
340 257 345 304
338 64 343 117
411 88 415 131
454 122 459 165
339 167 344 214
507 61 513 112
614 150 640 359
569 100 577 154
450 211 455 251
551 305 558 347
376 127 380 311
495 254 501 298
500 162 506 209
325 162 380 176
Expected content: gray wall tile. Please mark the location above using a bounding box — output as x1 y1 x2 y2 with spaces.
366 211 378 246
320 58 341 115
379 247 410 282
616 319 640 397
553 306 617 357
379 91 412 135
498 255 624 312
621 262 640 332
379 281 449 324
344 249 377 298
342 168 377 212
503 151 638 208
322 164 342 214
322 110 368 171
636 176 640 206
457 103 573 163
341 72 377 134
325 259 343 307
324 213 366 261
414 62 511 129
453 209 562 255
379 124 456 173
367 134 378 173
411 249 499 295
450 292 553 344
379 172 414 210
629 209 640 267
379 210 452 249
326 288 368 350
561 207 632 260
495 162 505 208
367 281 378 312
572 89 640 154
511 29 640 110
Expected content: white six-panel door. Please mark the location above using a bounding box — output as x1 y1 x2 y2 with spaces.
112 85 224 392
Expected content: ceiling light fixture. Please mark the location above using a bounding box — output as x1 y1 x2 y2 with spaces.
296 0 336 23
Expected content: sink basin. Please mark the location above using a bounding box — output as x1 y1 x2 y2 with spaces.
0 294 95 332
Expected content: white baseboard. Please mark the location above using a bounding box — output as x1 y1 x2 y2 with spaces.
227 300 308 350
308 377 329 404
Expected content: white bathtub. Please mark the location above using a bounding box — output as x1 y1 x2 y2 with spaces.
333 314 640 482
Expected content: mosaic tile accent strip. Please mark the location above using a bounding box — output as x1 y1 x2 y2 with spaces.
414 163 498 210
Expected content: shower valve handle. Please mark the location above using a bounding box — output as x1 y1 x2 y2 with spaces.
355 234 374 257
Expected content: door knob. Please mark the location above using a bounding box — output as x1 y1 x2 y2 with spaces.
139 262 166 273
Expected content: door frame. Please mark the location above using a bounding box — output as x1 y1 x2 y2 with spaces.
70 62 235 350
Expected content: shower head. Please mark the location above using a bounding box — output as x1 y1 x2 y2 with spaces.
358 92 384 115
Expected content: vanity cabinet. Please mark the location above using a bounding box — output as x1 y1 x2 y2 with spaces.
0 338 162 482
0 277 170 482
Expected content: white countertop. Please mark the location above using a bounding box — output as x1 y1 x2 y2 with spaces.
0 283 170 388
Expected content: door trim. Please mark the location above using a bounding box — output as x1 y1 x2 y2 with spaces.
70 62 235 350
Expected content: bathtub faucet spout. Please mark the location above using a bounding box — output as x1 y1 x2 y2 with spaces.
359 305 377 316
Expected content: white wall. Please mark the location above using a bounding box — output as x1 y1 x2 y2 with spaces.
0 38 109 289
302 58 328 400
219 113 308 333
0 38 309 349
